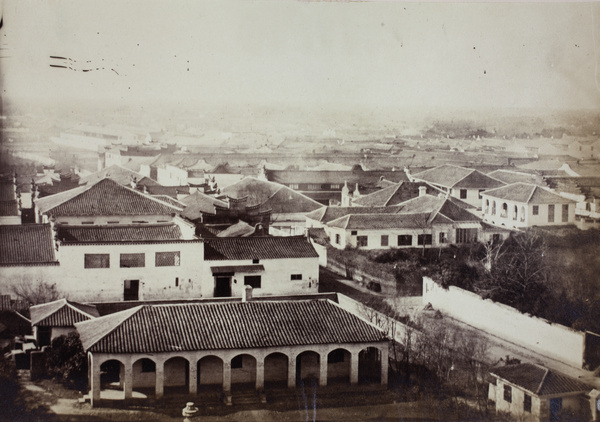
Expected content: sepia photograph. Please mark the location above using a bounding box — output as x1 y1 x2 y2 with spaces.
0 1 599 421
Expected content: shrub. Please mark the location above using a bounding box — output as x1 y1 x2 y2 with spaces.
45 332 87 391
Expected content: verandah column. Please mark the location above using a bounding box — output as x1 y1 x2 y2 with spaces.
188 357 197 395
380 345 389 385
123 356 133 399
90 354 101 407
255 357 265 390
319 352 328 387
155 358 165 398
222 359 231 392
350 351 359 385
287 353 297 388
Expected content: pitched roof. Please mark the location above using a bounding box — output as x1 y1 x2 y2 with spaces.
305 205 404 224
180 191 229 219
56 224 183 243
76 299 387 353
352 182 441 207
327 212 435 230
481 183 575 204
0 224 57 265
78 165 159 187
204 236 318 260
412 165 504 189
0 200 19 217
216 221 256 237
36 178 182 217
268 170 408 185
396 194 478 220
490 363 590 396
30 299 99 327
487 170 546 186
221 177 322 214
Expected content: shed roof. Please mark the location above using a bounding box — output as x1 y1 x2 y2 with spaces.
490 363 590 396
204 236 318 260
76 299 387 353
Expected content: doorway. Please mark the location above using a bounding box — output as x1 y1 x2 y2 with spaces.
124 280 139 301
214 277 231 297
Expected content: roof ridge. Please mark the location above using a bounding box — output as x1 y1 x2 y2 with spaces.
65 301 98 321
452 168 475 187
384 184 403 207
535 365 550 394
76 305 144 351
525 183 537 204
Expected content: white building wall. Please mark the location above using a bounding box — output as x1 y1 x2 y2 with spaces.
450 188 483 208
482 195 575 228
56 242 204 302
50 214 177 225
202 257 319 297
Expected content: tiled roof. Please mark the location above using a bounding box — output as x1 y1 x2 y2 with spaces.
352 182 441 207
56 224 183 242
487 170 546 186
36 178 182 217
151 195 187 208
76 299 387 353
0 182 16 201
412 165 504 189
216 221 255 237
268 170 408 185
204 236 318 260
0 224 56 264
481 183 575 204
305 205 404 224
144 185 191 197
327 212 433 230
180 191 229 219
78 165 159 187
490 363 590 396
396 195 478 218
30 299 99 327
0 200 19 217
221 177 322 214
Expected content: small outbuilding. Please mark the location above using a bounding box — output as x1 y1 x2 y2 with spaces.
30 299 99 346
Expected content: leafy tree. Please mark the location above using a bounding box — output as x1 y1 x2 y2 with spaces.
45 332 87 391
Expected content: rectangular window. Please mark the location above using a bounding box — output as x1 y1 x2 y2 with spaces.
244 275 261 289
335 233 341 244
132 220 148 224
308 184 320 190
330 184 341 190
84 254 110 269
290 274 302 280
562 204 569 222
548 204 555 223
356 235 368 247
397 235 412 246
120 253 145 268
288 184 299 190
503 385 512 403
460 189 467 199
82 221 94 225
107 221 119 224
175 277 179 287
439 232 447 244
351 230 358 236
478 189 484 199
155 251 180 267
381 235 389 247
456 228 477 244
532 205 539 215
418 234 433 245
524 394 531 413
252 258 260 264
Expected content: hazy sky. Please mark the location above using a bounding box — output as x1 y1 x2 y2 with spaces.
1 1 599 111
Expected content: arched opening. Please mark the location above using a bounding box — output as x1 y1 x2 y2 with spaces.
501 203 508 218
132 358 156 398
230 354 256 390
327 348 351 385
358 347 381 384
520 206 526 222
485 199 490 214
492 201 497 215
164 357 189 395
296 351 320 387
264 352 288 388
100 359 124 399
197 355 223 392
513 205 518 220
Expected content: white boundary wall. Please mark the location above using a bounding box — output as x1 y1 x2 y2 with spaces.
422 277 585 368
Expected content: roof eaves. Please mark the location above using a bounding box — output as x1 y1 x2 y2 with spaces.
76 305 143 351
525 184 537 204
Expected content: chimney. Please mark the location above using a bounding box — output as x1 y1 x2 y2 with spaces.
418 186 427 197
242 285 253 302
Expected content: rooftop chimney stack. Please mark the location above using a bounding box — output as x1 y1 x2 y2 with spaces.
418 186 427 197
243 285 253 302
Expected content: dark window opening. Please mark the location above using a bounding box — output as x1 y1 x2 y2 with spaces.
156 251 180 267
252 258 260 264
351 230 358 236
290 274 302 280
244 275 261 289
532 205 539 215
357 235 368 247
141 359 155 373
123 280 139 301
524 394 531 412
460 189 467 199
548 204 555 223
120 253 145 268
397 235 412 246
562 204 569 222
84 254 110 269
175 277 179 287
417 234 432 245
381 235 389 247
503 385 512 403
